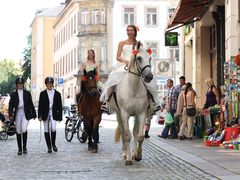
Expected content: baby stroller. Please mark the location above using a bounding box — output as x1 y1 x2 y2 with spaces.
0 112 16 140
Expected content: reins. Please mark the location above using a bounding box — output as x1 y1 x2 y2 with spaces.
125 41 151 77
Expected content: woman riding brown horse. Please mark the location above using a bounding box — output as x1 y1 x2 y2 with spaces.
77 68 102 153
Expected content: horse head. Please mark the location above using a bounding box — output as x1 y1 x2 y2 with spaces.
81 68 99 96
128 41 153 83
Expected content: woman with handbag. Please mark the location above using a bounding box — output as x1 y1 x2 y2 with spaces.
178 82 196 140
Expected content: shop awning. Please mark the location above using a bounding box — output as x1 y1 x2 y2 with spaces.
166 0 213 32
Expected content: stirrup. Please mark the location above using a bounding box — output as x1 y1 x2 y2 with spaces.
154 105 161 112
101 102 112 115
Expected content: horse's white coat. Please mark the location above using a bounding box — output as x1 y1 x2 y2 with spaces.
110 43 153 164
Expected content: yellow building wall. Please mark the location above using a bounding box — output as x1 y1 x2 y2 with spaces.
43 17 55 81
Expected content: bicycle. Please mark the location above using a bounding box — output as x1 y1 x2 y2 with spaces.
64 104 88 143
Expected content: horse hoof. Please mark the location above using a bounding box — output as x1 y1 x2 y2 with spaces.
125 160 133 165
88 146 92 151
92 148 98 153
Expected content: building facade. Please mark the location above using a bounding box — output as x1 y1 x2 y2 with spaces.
167 0 240 107
53 0 108 103
31 5 65 105
108 0 181 99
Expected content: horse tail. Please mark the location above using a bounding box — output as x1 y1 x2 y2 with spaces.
114 125 121 142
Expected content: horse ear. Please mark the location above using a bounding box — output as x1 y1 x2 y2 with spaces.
83 69 87 75
93 68 96 75
137 41 141 50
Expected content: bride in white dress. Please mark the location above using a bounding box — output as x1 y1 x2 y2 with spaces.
100 25 160 113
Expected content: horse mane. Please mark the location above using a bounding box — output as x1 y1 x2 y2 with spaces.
128 41 142 72
128 54 136 71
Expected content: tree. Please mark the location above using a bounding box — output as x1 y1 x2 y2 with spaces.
0 59 21 95
22 34 32 81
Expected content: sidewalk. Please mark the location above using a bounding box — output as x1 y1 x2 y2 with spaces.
149 128 240 180
102 113 240 180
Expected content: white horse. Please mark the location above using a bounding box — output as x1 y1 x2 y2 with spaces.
109 41 154 165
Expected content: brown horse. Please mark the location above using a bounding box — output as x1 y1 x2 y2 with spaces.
77 68 102 153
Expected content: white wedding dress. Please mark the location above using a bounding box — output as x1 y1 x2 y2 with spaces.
100 44 158 102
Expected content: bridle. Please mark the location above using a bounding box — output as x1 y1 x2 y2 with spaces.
125 43 151 77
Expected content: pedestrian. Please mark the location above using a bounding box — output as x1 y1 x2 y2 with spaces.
38 77 62 153
177 83 196 140
203 78 219 127
8 77 36 155
100 24 160 113
144 115 153 138
158 79 177 139
175 76 186 98
175 84 187 133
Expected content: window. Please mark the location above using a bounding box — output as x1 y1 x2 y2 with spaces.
146 8 157 26
123 7 135 25
74 15 76 33
74 48 77 69
92 9 99 25
71 18 73 36
168 8 175 19
100 47 106 62
145 42 158 70
170 48 179 62
81 9 89 25
101 9 106 24
146 42 158 59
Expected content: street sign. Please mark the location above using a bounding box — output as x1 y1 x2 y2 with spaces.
165 32 178 46
57 78 64 85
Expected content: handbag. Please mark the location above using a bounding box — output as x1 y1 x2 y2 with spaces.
185 94 196 116
165 112 174 126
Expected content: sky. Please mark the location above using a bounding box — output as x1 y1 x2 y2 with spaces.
0 0 64 61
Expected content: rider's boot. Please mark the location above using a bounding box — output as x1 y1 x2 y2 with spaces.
101 101 112 115
16 133 22 155
22 131 28 154
44 132 52 153
153 103 161 112
51 131 58 152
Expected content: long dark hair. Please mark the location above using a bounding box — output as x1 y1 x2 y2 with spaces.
87 49 95 63
185 82 192 95
127 25 138 38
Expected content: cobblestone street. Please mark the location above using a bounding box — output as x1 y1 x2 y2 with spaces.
0 119 219 180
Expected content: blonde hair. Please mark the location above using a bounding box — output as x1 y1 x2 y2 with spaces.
205 78 215 87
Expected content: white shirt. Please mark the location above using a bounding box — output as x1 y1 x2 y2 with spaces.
17 89 24 108
47 89 55 109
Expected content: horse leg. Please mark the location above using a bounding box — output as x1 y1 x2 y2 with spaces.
91 127 98 153
86 121 93 151
135 114 146 161
132 116 139 161
92 116 101 153
120 111 132 165
115 113 127 160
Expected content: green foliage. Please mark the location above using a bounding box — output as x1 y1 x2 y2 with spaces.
0 59 20 95
22 34 32 81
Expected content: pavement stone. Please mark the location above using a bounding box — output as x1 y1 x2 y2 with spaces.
0 116 223 180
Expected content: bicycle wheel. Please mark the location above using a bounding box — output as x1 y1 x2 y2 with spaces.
77 118 88 143
65 118 74 142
